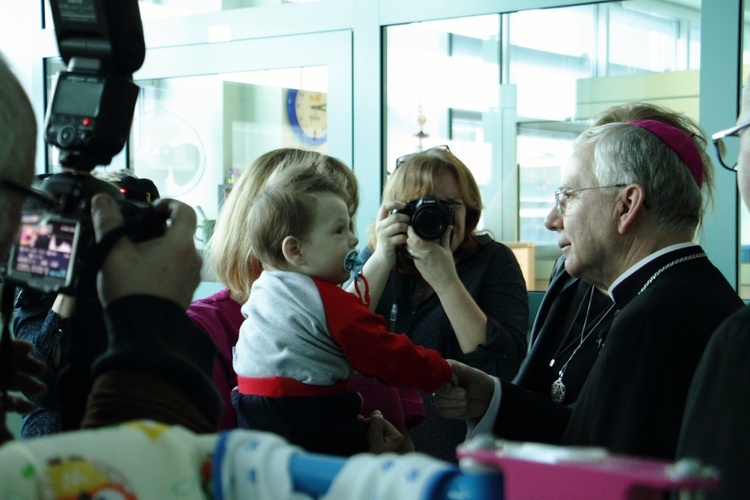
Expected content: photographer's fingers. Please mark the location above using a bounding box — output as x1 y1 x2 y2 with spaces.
91 195 201 309
11 339 46 377
148 198 202 308
91 194 125 242
2 393 37 416
91 194 136 306
152 197 198 239
440 225 454 249
379 201 404 221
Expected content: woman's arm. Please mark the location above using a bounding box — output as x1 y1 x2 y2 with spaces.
408 227 488 353
410 232 528 376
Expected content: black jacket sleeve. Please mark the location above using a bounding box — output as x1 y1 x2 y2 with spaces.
90 295 222 430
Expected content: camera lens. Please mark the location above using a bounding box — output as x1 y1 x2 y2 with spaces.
412 205 448 240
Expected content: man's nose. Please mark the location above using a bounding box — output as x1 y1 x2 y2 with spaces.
544 203 562 232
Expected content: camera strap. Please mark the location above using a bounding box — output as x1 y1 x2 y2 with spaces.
77 225 131 292
0 280 17 428
58 224 130 431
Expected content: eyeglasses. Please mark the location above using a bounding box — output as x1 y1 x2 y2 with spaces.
0 179 57 210
712 119 750 172
394 145 451 171
554 184 627 214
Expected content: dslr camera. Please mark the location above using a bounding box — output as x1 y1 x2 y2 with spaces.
3 0 163 294
394 196 453 240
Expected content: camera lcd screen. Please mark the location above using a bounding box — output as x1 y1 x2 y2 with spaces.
57 0 97 24
7 215 79 291
51 76 103 117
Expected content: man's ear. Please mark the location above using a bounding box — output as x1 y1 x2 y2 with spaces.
617 184 646 234
282 235 305 266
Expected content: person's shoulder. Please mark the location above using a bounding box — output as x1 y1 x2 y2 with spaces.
713 303 750 337
311 277 351 296
696 304 750 368
187 288 235 317
189 288 231 306
256 271 321 300
474 233 511 251
474 232 493 245
473 233 518 260
187 288 243 325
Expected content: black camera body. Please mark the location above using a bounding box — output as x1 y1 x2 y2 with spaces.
395 196 453 240
5 173 164 294
3 0 162 294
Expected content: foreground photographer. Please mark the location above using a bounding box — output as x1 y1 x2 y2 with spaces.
12 172 162 438
0 54 50 443
0 50 220 437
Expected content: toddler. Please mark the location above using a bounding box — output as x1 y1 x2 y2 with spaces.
232 164 453 456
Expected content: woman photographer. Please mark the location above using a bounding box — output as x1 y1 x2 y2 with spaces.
359 146 528 461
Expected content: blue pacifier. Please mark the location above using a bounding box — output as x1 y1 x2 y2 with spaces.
344 249 364 275
344 249 369 305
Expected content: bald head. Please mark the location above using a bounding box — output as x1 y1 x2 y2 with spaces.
0 54 36 185
0 53 37 257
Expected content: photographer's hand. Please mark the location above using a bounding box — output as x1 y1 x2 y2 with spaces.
0 339 46 444
407 227 488 354
406 226 457 290
91 194 202 309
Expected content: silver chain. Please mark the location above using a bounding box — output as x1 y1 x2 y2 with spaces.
638 252 707 295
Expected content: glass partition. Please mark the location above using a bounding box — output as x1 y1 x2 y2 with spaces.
129 67 328 226
44 0 325 24
385 0 702 291
42 27 352 268
739 4 750 298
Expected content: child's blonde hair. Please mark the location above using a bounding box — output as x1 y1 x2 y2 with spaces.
206 148 358 302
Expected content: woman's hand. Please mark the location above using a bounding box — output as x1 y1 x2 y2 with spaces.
406 225 459 293
367 410 415 454
371 201 410 265
407 227 488 353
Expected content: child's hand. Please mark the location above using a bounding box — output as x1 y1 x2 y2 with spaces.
432 359 494 421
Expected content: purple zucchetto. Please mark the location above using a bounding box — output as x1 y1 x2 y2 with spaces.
628 119 703 188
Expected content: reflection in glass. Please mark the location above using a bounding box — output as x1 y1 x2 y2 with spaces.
129 66 327 230
740 1 750 298
517 123 583 247
508 6 595 120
